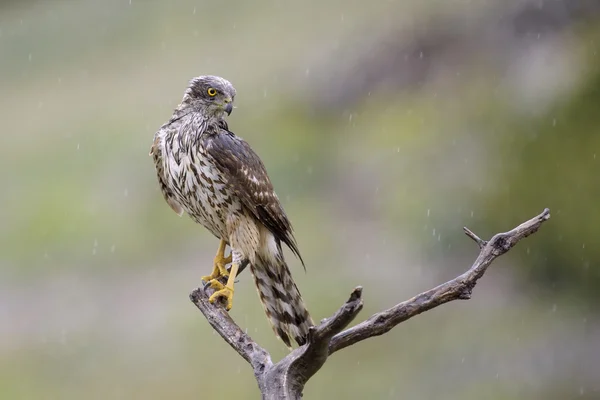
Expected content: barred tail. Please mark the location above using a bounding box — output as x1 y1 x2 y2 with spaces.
251 257 313 348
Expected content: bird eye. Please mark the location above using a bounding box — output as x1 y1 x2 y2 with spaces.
207 88 217 97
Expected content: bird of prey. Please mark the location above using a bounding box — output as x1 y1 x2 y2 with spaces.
149 75 313 347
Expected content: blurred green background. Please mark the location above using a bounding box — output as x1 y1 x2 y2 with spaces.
1 0 599 399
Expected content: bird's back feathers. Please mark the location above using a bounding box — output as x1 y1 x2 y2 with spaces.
203 128 305 268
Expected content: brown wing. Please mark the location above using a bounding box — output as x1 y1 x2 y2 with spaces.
203 127 304 267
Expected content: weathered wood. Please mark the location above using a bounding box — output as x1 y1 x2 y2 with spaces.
190 208 551 399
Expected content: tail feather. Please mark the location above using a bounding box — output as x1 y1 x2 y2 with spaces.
251 257 313 348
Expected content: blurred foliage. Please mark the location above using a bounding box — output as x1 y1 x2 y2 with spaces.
483 29 600 305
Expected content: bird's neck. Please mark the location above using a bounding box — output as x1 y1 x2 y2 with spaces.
169 106 227 139
171 103 218 124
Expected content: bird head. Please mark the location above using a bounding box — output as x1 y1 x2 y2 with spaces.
181 75 237 118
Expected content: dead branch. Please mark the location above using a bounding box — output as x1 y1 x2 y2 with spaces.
190 208 551 399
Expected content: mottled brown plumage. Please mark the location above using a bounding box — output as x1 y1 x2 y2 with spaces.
150 75 313 347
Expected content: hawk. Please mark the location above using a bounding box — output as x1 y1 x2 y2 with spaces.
149 75 313 347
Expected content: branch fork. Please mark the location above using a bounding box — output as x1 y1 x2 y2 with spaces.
190 208 550 399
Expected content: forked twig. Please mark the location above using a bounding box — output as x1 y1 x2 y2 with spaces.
190 208 551 399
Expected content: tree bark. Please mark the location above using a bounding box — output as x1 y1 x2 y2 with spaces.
190 208 550 399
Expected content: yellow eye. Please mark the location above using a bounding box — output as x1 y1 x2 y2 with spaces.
207 87 217 97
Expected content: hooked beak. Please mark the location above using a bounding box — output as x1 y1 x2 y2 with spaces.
224 102 233 116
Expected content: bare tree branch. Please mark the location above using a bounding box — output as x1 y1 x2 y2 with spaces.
189 289 273 387
328 208 550 354
463 226 487 248
189 208 550 399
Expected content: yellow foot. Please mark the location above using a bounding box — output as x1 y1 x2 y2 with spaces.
207 279 234 311
200 260 230 283
207 262 239 311
201 239 232 283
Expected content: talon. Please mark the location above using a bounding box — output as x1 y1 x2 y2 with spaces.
201 271 225 283
208 285 234 311
207 262 239 311
201 239 231 283
201 260 230 283
208 279 225 290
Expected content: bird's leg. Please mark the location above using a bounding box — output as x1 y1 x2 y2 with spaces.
208 263 239 311
201 239 232 282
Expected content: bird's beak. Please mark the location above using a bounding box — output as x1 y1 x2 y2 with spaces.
224 102 233 116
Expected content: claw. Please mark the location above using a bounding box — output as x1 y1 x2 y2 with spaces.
208 283 234 311
207 263 239 312
201 239 231 283
208 279 225 290
201 270 226 283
